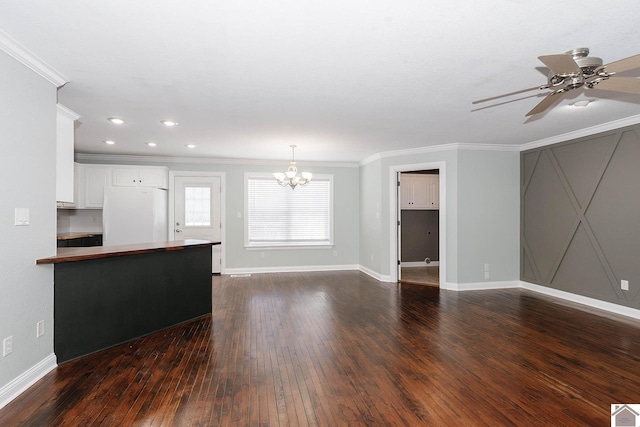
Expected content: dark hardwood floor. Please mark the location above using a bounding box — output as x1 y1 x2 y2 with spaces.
2 271 640 426
399 266 439 286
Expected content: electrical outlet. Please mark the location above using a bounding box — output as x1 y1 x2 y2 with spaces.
260 252 265 259
621 280 629 291
484 271 490 280
484 263 490 272
37 320 45 338
333 251 338 257
3 336 13 357
370 254 374 261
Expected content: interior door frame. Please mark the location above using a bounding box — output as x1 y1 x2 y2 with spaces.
389 162 445 285
169 171 226 273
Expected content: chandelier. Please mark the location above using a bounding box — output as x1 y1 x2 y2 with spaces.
273 145 312 189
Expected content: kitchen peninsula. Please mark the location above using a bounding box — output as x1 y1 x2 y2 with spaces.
37 239 217 363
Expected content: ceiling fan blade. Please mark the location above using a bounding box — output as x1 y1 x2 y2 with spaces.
538 54 580 75
592 76 640 95
605 54 640 73
472 86 541 104
525 92 563 117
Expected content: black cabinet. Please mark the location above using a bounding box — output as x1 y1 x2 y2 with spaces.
57 235 103 248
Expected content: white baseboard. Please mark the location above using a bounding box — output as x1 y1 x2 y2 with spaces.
520 281 640 321
359 265 392 282
401 261 440 267
0 353 57 410
224 264 359 275
443 280 520 291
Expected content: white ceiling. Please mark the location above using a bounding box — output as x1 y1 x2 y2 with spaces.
2 1 640 163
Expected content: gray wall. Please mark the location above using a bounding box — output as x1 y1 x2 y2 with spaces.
457 149 520 283
359 159 383 272
401 210 439 262
77 157 360 270
368 147 519 285
0 51 57 388
522 125 640 308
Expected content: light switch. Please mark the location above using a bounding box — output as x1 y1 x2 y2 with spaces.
15 208 29 226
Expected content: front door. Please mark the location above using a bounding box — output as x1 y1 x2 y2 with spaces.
173 175 222 273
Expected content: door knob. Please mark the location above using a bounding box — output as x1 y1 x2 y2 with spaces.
175 229 182 233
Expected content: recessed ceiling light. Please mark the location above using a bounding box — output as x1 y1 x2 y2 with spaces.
185 144 196 149
161 120 179 127
107 117 125 125
572 100 592 108
104 140 115 145
146 142 157 147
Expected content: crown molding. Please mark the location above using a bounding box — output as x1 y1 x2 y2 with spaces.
57 104 80 120
520 113 640 151
74 153 359 168
359 142 519 166
0 29 68 87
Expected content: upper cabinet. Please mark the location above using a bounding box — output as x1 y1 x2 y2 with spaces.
400 173 439 210
59 164 168 209
112 166 168 189
80 165 112 208
56 104 80 203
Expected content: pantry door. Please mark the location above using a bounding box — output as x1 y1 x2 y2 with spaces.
171 173 222 273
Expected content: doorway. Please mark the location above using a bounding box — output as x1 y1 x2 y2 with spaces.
389 161 445 286
398 170 440 286
169 172 224 274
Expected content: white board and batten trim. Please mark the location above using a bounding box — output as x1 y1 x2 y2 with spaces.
0 354 57 411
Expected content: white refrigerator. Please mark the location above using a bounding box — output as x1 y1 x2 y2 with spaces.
102 187 168 246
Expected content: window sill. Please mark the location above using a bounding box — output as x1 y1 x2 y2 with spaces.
245 243 333 250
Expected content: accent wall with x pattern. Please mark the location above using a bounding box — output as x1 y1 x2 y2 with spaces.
521 124 640 309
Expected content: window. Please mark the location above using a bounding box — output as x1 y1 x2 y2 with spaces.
245 174 333 247
184 186 211 226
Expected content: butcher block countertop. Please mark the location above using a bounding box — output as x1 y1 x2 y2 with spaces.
36 239 218 265
56 232 102 241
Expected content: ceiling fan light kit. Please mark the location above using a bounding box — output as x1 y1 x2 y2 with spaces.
473 48 640 116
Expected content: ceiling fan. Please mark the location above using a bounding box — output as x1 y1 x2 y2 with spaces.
473 48 640 116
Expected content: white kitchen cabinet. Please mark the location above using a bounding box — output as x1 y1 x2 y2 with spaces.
56 104 80 203
77 164 111 209
426 175 439 209
112 166 168 189
401 174 439 210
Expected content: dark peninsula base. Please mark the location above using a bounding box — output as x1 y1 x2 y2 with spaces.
50 242 213 363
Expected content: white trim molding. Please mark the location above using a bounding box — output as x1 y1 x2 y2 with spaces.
75 153 359 168
360 143 519 166
0 29 68 87
225 264 360 275
520 114 640 151
359 265 392 283
0 354 57 410
401 261 440 267
444 280 520 291
521 281 640 321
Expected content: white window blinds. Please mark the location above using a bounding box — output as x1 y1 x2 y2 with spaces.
246 176 332 246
